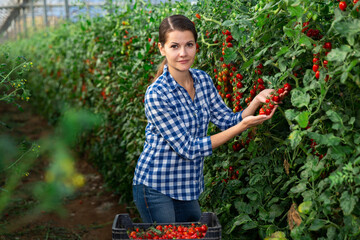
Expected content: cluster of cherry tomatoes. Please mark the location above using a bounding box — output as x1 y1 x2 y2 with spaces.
214 62 244 113
259 83 292 116
128 223 208 239
312 42 331 81
301 21 323 40
222 166 240 183
245 63 265 106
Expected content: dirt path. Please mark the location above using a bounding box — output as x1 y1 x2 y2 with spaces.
0 102 134 240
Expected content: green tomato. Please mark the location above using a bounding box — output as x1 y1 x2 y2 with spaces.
272 231 286 238
298 201 312 214
312 14 318 21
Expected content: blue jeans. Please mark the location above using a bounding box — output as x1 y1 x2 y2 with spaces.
132 184 201 223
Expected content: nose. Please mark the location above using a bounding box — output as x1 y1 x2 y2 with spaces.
179 46 187 57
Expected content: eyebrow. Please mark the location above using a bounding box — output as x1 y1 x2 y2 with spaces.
169 40 195 44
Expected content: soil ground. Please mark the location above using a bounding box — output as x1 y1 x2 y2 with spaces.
0 102 136 240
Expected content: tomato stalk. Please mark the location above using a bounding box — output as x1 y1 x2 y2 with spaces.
0 88 23 102
200 15 222 25
200 34 220 48
289 72 300 89
309 81 332 121
0 62 29 84
237 49 248 62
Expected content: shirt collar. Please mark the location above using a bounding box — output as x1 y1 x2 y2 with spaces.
163 64 199 92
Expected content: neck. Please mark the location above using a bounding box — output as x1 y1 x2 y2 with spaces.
168 66 192 87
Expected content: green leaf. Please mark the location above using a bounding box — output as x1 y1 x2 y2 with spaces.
224 48 237 64
295 111 310 128
234 201 253 215
291 89 310 108
143 64 152 71
290 181 307 194
287 6 303 17
268 204 283 219
326 46 351 63
225 214 252 234
249 174 263 186
222 20 234 27
298 36 312 49
340 191 358 216
307 132 341 147
340 71 348 84
354 133 360 145
278 58 287 72
285 109 298 121
327 226 337 240
328 145 353 163
288 130 302 149
309 219 327 231
333 19 360 38
231 27 242 42
241 58 254 71
284 26 297 38
326 110 343 130
276 46 289 57
242 221 257 230
247 191 258 201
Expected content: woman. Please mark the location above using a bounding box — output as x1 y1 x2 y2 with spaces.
132 15 278 223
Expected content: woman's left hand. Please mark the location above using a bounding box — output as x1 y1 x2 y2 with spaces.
254 89 277 105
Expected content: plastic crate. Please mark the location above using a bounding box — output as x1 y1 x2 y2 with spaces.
112 212 221 240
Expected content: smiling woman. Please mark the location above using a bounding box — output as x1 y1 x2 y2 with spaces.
132 14 279 224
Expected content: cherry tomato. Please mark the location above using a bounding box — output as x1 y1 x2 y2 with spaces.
284 83 292 91
323 42 332 50
339 1 347 11
315 71 320 79
236 73 243 80
272 95 279 102
312 64 319 72
257 78 264 84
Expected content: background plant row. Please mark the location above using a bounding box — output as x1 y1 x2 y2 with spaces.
6 0 360 239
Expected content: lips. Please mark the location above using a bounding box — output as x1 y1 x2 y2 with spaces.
178 60 190 64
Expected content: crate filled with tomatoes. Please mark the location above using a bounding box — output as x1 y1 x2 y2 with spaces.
112 212 221 240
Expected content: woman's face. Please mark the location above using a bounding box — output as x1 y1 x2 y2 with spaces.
158 30 196 74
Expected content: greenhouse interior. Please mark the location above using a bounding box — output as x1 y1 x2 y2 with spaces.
0 0 359 239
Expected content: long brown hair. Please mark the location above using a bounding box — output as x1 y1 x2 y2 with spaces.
153 15 198 81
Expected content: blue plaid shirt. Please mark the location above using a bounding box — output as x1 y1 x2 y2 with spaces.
133 65 243 200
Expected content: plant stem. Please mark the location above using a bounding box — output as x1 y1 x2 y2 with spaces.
200 34 220 48
202 15 222 25
1 62 26 84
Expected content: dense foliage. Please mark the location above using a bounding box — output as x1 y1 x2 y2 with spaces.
6 0 360 239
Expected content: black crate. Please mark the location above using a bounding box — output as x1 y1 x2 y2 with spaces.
112 212 221 240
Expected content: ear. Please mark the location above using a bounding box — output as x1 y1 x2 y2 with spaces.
158 42 165 56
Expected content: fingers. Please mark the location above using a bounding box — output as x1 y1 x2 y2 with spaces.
268 105 278 118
